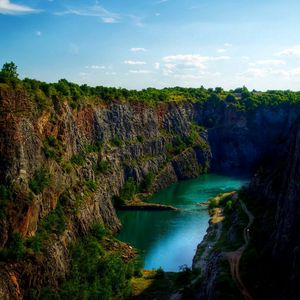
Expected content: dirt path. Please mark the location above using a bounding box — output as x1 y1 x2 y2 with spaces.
226 199 254 300
193 208 224 273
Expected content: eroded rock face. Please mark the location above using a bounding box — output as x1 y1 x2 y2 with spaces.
264 121 300 299
196 119 300 300
1 87 300 299
0 90 211 297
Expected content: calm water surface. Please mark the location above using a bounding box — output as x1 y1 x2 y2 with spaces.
117 174 248 272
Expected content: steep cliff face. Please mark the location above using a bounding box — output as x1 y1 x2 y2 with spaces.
193 118 300 300
1 85 300 299
0 87 210 298
239 120 300 300
204 104 300 172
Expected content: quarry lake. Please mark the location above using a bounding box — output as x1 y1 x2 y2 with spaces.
117 174 248 272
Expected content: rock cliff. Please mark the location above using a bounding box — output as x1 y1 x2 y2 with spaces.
1 85 300 299
0 87 211 299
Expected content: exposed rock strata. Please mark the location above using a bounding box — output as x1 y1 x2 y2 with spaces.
1 86 300 299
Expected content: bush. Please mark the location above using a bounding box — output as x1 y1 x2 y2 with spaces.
70 153 86 165
29 168 51 194
176 265 195 285
140 172 155 193
111 135 123 147
27 203 66 254
119 177 138 202
155 267 165 279
8 233 26 260
137 135 144 143
95 159 110 174
91 223 106 240
41 233 135 300
84 180 97 192
42 136 63 160
60 160 73 173
0 185 12 201
84 141 102 153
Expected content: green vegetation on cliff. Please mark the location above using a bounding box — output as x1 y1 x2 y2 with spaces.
1 63 300 111
40 224 139 300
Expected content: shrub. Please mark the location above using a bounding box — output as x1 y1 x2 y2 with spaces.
84 141 102 153
27 203 66 254
95 159 110 174
41 233 135 300
91 223 106 240
111 135 123 147
155 267 165 279
140 172 155 193
176 265 195 285
0 185 11 201
29 168 51 194
119 177 138 202
60 160 73 173
70 153 86 165
84 180 97 192
8 233 26 260
42 136 63 160
137 135 144 143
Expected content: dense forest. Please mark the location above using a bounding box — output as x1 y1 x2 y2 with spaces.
1 62 300 111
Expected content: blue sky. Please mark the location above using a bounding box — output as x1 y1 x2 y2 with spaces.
1 0 300 90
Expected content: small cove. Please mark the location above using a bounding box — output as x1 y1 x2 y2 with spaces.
117 173 248 272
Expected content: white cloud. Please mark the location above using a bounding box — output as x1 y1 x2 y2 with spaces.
129 70 151 74
124 60 146 65
224 43 232 47
249 59 286 67
85 65 106 69
277 45 300 57
55 4 119 24
162 54 230 69
130 47 147 52
0 0 40 15
102 17 116 23
154 62 160 70
105 71 117 75
239 66 300 79
217 48 226 53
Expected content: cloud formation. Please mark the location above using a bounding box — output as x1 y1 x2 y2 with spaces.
249 59 286 67
277 45 300 57
129 70 150 74
130 47 147 52
162 54 230 69
0 0 39 15
85 65 106 70
124 60 146 65
56 4 119 23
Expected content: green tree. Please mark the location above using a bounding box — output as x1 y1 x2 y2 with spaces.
1 62 18 78
0 62 19 83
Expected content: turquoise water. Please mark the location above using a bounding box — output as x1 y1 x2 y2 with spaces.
117 174 248 272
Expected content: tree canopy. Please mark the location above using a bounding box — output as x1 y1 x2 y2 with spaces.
1 62 300 111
